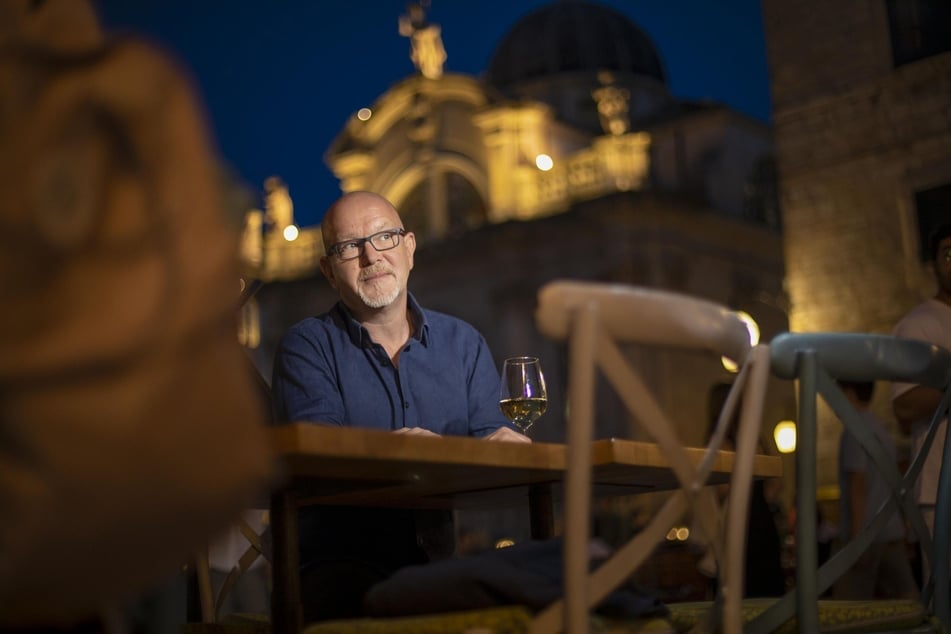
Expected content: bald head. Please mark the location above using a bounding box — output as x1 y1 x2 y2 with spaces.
321 191 403 249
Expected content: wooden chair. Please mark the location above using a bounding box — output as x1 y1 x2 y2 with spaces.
746 332 951 634
531 280 774 633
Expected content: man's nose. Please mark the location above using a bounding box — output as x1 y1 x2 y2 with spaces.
358 242 380 264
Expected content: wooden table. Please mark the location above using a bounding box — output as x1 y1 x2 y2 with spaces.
269 423 782 633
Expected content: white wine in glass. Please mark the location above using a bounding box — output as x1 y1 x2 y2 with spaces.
499 356 548 432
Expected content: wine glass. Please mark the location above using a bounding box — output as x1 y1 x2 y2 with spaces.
499 356 548 432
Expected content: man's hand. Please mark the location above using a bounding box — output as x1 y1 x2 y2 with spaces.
392 427 441 437
485 427 532 443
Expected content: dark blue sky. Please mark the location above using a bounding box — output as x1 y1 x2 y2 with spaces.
94 0 771 229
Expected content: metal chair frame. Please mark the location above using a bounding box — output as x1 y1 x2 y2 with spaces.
750 332 951 633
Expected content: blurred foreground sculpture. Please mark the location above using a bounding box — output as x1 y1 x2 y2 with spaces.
0 0 273 626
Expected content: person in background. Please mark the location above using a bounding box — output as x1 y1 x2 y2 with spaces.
892 222 951 585
834 381 918 600
271 191 529 622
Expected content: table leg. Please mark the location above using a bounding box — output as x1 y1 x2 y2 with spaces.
529 483 555 539
271 489 301 634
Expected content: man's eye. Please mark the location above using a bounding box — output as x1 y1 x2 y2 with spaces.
338 242 359 253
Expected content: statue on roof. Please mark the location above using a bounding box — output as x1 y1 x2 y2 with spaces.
592 71 631 136
399 1 447 80
264 176 294 231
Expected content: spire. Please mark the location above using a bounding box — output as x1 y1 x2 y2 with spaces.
398 1 447 79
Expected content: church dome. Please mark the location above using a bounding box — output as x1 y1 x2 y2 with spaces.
485 1 667 88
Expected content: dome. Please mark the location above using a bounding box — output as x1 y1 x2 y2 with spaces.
485 1 667 88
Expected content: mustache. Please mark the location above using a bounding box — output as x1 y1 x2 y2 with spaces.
358 265 394 281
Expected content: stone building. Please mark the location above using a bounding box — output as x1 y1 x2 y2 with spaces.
762 0 951 489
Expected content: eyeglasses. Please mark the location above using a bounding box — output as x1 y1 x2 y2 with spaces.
326 228 407 262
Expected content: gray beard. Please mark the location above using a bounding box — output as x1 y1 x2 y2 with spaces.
358 282 401 308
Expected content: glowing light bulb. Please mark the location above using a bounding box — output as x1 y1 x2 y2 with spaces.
535 154 554 171
774 420 797 453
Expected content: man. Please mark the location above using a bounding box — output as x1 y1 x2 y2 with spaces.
836 381 918 600
892 222 951 584
271 191 529 622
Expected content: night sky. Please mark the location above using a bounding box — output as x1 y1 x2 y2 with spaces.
93 0 772 229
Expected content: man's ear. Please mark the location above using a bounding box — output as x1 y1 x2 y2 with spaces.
405 231 416 270
319 256 337 289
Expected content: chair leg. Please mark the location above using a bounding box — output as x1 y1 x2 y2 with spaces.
563 303 599 634
796 350 819 633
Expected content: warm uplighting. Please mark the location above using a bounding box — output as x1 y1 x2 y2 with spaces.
535 153 554 171
282 225 300 241
495 538 515 549
773 420 797 453
357 107 372 121
721 311 760 372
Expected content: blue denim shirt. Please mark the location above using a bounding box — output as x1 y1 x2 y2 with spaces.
272 294 512 437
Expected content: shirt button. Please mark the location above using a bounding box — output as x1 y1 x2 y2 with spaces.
404 402 410 409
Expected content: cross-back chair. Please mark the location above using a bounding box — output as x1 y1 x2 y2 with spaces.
532 279 774 633
750 332 951 634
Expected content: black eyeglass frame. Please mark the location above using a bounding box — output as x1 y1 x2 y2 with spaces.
325 228 407 261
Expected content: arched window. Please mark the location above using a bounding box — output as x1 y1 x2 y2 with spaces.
398 170 488 244
446 172 488 236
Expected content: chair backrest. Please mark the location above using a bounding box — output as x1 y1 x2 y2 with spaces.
531 280 774 633
751 332 951 634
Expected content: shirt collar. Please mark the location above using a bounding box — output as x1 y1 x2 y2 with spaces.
334 293 430 347
407 293 430 346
